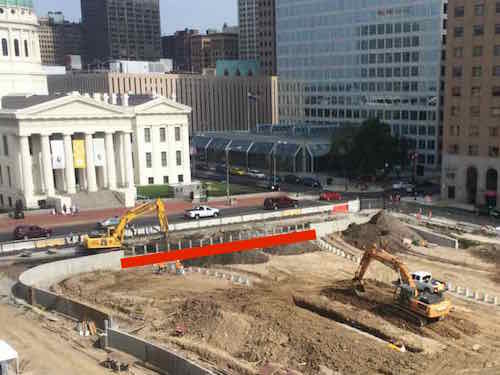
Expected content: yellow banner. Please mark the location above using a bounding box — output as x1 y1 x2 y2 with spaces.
72 139 86 169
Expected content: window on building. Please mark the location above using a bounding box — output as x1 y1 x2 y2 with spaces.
474 4 485 16
24 40 28 57
176 150 181 166
160 127 166 142
175 127 181 141
494 66 500 76
13 39 19 57
492 107 500 116
6 166 11 187
473 25 484 36
468 145 479 156
471 86 481 96
455 6 464 17
2 135 8 156
495 45 500 56
472 66 482 77
161 151 167 167
452 87 461 96
178 174 184 183
493 87 500 96
427 155 435 165
451 105 461 116
163 176 169 184
471 106 480 116
489 146 500 157
454 47 463 58
144 128 151 143
8 197 11 207
452 66 463 78
454 26 463 37
418 140 426 149
497 2 500 13
1 38 7 56
473 46 483 57
489 127 499 137
0 195 3 206
469 126 480 137
148 177 154 185
145 152 152 168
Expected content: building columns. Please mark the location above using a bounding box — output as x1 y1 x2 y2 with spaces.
122 132 134 188
105 132 117 189
63 134 76 194
40 134 55 196
84 133 98 192
19 135 34 200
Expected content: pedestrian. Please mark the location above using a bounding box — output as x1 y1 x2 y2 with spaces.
62 204 67 215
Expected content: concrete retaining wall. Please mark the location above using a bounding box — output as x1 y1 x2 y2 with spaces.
406 224 459 249
107 329 216 375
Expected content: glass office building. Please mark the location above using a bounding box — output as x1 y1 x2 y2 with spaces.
276 0 447 173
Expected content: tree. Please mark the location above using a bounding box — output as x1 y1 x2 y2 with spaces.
329 118 410 177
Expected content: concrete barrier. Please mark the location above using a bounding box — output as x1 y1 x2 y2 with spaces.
107 329 215 375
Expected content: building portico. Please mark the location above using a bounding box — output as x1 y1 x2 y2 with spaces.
0 92 192 209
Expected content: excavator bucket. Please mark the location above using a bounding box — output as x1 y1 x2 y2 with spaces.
352 279 366 296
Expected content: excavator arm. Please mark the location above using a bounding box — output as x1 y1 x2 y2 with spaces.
111 198 169 242
353 245 416 292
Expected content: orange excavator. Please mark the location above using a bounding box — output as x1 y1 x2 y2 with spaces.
353 244 452 326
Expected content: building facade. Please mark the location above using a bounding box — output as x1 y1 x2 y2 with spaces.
191 31 239 73
238 0 257 60
47 73 279 133
0 0 47 97
81 0 161 64
256 0 276 75
442 0 500 208
161 29 199 72
276 0 447 175
38 12 83 66
238 0 277 75
0 92 192 209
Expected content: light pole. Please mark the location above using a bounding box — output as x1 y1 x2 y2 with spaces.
226 148 230 205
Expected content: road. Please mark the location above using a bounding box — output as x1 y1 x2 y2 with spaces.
0 199 329 242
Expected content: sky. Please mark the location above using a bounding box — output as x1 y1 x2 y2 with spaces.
33 0 238 35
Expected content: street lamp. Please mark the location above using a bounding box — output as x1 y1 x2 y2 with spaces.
273 141 287 185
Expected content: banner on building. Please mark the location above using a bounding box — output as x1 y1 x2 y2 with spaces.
93 138 106 167
72 139 86 169
50 140 65 169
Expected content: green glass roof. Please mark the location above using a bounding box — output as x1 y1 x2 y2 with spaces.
0 0 33 8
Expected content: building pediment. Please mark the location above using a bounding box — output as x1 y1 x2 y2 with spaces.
133 97 192 115
14 94 132 120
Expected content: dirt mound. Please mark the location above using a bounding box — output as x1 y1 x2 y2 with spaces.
468 244 500 283
264 242 320 256
343 211 422 253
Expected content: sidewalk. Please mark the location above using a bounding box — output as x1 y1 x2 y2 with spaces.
0 193 277 234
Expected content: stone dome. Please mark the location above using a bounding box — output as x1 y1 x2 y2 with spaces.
0 0 48 97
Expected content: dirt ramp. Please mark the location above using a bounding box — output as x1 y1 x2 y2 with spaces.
293 293 445 355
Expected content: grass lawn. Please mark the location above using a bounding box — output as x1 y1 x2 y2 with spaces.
137 185 175 199
205 181 266 197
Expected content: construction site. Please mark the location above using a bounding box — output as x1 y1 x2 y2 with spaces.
22 209 496 375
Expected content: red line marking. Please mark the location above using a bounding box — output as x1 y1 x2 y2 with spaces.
121 229 317 269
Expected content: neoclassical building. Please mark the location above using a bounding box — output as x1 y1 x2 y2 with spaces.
0 1 193 210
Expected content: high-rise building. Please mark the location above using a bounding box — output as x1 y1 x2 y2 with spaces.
256 0 276 75
238 0 277 75
191 30 239 74
276 0 447 175
81 0 161 65
442 1 500 208
238 0 257 60
162 29 199 72
38 12 82 66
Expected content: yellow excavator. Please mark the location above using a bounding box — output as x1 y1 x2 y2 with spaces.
353 244 452 326
83 198 168 250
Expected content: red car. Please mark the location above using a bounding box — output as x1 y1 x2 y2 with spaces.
264 196 299 210
320 191 342 201
13 225 52 240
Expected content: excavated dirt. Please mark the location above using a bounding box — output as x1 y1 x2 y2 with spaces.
342 211 422 253
56 242 500 375
468 244 500 284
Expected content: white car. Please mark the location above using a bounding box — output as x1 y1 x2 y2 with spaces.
247 169 267 179
184 206 220 220
98 216 121 229
411 271 447 294
392 181 415 192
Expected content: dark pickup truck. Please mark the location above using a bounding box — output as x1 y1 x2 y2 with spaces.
264 196 299 210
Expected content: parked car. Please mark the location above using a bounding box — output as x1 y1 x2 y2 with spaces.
14 225 52 240
392 181 415 193
247 169 267 179
284 174 302 184
184 205 220 220
264 196 299 210
302 177 322 188
267 182 281 191
98 216 121 229
230 167 246 176
320 191 342 201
